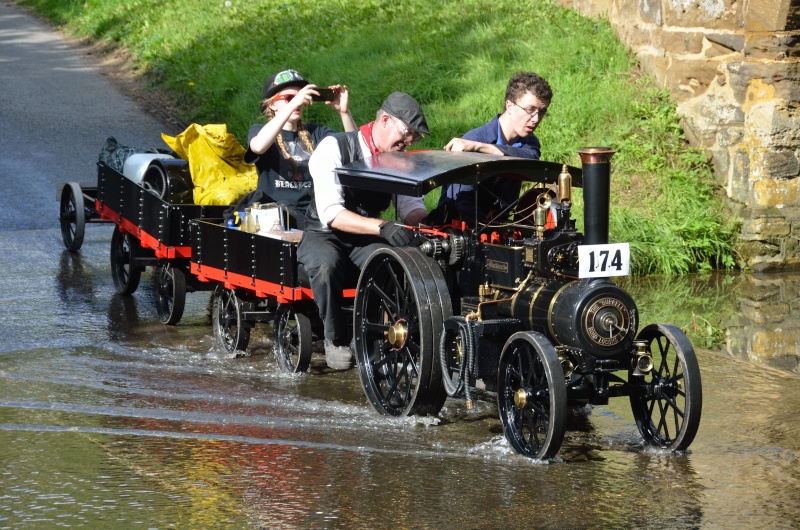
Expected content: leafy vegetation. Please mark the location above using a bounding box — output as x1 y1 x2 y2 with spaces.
19 0 739 274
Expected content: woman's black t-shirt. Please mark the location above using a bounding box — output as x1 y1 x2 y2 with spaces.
244 123 334 210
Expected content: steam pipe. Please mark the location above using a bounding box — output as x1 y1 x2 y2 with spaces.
579 147 615 245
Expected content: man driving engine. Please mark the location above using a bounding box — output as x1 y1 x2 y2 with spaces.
297 92 429 370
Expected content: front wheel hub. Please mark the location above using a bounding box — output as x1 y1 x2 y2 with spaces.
513 388 528 408
386 319 408 349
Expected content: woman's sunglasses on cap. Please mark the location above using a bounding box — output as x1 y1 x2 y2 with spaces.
272 69 304 85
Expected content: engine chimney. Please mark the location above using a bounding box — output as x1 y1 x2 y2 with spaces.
578 147 615 245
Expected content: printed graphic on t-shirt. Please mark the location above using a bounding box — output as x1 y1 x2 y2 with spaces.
275 179 312 189
285 136 313 181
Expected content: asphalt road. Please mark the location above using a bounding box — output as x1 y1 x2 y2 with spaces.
0 0 179 231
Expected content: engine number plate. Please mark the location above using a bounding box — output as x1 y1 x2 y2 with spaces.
578 243 630 278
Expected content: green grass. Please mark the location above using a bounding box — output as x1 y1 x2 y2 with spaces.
19 0 739 274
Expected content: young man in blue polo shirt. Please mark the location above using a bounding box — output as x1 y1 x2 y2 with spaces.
436 71 552 224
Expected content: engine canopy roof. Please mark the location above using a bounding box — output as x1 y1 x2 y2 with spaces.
335 150 582 197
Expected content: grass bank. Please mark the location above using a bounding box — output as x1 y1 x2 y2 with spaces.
19 0 739 274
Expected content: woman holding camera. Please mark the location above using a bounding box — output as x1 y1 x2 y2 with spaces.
245 69 357 228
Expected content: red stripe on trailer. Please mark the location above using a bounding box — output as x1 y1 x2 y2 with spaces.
95 200 191 259
191 261 312 301
191 262 356 302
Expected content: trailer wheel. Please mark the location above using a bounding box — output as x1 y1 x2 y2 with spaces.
110 226 142 295
354 247 451 417
497 331 567 460
60 182 85 252
211 286 250 355
154 261 186 325
273 304 312 373
629 324 702 451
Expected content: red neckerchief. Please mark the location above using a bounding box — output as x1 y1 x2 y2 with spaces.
359 121 382 156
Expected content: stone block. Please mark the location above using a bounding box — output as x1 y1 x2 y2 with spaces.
680 115 706 147
740 299 790 323
749 258 796 272
680 119 718 148
751 329 797 357
743 100 780 147
659 29 705 54
754 175 800 206
764 150 800 177
705 39 741 58
723 326 747 357
637 53 673 88
701 98 746 126
738 272 783 299
666 57 722 96
717 126 744 146
731 62 800 103
570 0 605 16
729 148 752 200
640 0 663 24
711 148 731 184
737 239 781 264
785 232 800 259
789 5 800 31
745 0 799 31
745 33 800 60
741 215 791 238
663 0 740 30
706 32 746 52
769 106 800 145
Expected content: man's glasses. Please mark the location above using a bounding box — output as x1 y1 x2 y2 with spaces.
391 117 422 145
272 93 295 103
512 101 547 120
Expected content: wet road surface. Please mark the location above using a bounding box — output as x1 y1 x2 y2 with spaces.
2 225 800 529
3 2 800 528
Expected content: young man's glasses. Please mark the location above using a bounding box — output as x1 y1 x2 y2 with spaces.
272 93 295 103
512 101 547 120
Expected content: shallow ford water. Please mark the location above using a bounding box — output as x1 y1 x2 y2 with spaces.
1 226 799 529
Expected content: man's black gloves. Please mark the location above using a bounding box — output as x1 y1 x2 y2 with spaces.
379 220 419 247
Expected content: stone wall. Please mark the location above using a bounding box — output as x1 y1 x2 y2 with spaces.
559 0 800 271
725 273 800 373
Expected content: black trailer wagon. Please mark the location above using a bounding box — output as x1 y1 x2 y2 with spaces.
58 157 229 324
189 216 358 373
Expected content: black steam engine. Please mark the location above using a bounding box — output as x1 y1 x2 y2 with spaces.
340 148 702 459
62 142 702 460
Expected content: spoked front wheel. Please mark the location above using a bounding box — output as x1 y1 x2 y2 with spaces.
154 261 186 325
60 182 85 252
273 304 312 373
211 286 250 355
629 324 702 451
354 247 452 417
497 331 567 460
110 226 142 295
439 317 471 398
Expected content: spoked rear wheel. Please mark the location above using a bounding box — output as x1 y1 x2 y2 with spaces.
497 331 567 460
211 286 250 355
354 247 452 417
273 304 312 373
154 261 186 325
110 226 142 295
629 324 702 451
60 182 85 252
